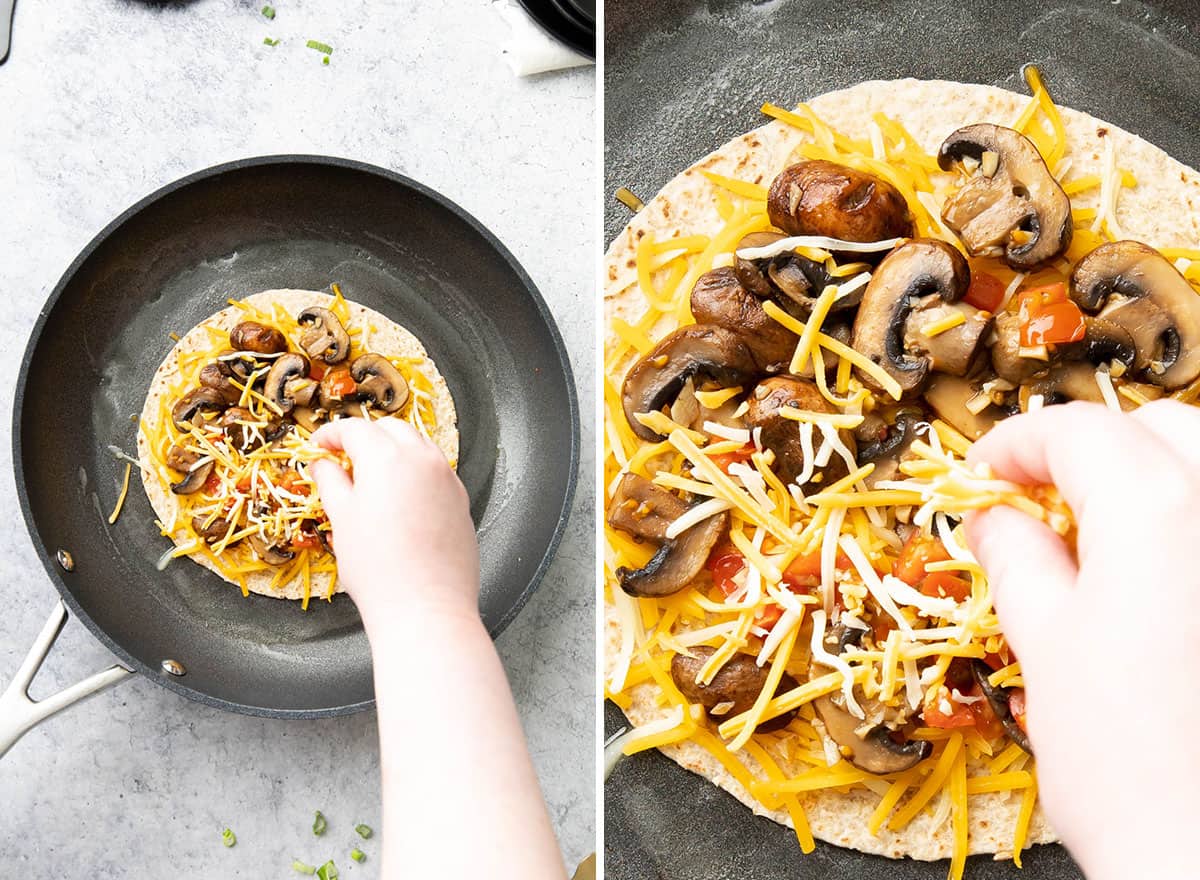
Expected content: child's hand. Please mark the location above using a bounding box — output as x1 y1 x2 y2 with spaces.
966 400 1200 880
309 418 479 624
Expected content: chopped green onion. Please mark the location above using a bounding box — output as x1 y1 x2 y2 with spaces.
312 810 327 835
306 40 334 55
322 56 330 65
316 861 339 880
354 824 372 839
221 828 236 848
350 849 365 863
263 37 280 46
292 862 316 875
262 5 275 18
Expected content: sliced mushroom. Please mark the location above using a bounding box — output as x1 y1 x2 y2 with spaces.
689 267 800 372
1018 362 1105 408
745 376 851 487
292 406 324 433
219 406 279 451
767 160 914 242
937 124 1072 270
814 694 932 774
1070 241 1200 388
351 354 410 413
198 362 244 404
972 660 1031 754
812 626 931 773
170 459 214 495
606 472 688 542
264 353 315 413
217 350 260 382
608 474 729 597
622 325 757 441
248 533 294 565
857 407 926 486
991 310 1049 384
171 387 228 431
902 298 991 377
298 307 351 364
1083 316 1137 369
924 374 1000 440
165 443 201 473
191 515 239 545
671 647 799 732
850 239 972 395
229 321 287 354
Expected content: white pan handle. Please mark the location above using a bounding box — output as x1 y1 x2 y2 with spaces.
0 600 133 759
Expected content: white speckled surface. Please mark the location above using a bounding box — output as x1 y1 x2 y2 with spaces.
0 1 595 875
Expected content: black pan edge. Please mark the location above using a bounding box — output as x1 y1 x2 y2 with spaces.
12 154 580 719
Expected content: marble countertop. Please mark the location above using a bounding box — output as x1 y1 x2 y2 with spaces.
0 1 594 875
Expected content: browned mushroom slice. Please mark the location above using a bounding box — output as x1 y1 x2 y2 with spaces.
607 474 728 598
924 374 1000 441
767 160 914 242
248 533 294 565
1070 241 1200 388
191 515 240 546
621 325 757 441
230 321 288 354
856 407 927 487
671 647 799 732
812 626 931 774
264 353 315 414
745 376 851 487
292 406 324 433
298 307 351 364
198 362 245 404
937 124 1072 270
171 387 228 431
351 354 410 413
171 459 214 495
689 267 799 372
990 310 1049 384
605 473 688 542
814 694 931 774
972 660 1031 754
901 298 991 377
165 443 201 473
850 239 972 396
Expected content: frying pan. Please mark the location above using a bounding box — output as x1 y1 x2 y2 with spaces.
604 1 1200 877
3 156 578 756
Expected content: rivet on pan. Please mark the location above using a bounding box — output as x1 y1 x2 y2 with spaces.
56 550 75 572
161 659 187 677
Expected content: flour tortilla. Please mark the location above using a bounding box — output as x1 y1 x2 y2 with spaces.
604 79 1200 860
137 288 458 601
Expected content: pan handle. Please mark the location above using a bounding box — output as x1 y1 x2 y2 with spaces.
0 600 133 759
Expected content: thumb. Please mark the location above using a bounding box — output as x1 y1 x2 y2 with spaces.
310 457 353 525
964 505 1076 668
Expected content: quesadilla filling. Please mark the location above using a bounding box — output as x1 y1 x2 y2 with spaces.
141 285 445 608
605 68 1200 874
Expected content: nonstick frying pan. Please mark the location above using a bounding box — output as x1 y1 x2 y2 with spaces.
604 1 1200 878
4 156 578 756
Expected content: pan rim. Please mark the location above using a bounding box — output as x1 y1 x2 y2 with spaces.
12 154 580 720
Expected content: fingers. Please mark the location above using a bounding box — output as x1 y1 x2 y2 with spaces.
310 457 354 522
968 402 1174 521
965 505 1076 668
1128 399 1200 472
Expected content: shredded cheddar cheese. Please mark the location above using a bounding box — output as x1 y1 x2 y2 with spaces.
602 72 1141 880
141 288 440 604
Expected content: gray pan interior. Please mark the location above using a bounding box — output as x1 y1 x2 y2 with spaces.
15 156 578 718
604 1 1200 877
